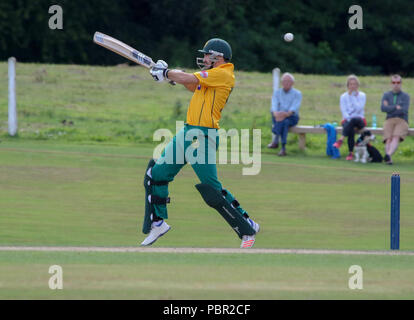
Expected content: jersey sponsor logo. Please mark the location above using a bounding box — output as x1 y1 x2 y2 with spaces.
200 71 208 78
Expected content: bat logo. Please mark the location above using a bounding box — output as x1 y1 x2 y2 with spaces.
95 35 104 44
132 51 151 66
132 51 139 59
93 32 154 69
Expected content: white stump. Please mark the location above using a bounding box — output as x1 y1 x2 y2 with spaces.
272 67 280 92
8 57 17 136
271 68 280 143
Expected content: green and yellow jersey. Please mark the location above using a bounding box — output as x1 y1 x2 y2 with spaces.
186 63 235 129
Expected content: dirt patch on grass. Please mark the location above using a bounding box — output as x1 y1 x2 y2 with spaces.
0 246 413 256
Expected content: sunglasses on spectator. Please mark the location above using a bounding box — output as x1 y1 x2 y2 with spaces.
391 81 401 84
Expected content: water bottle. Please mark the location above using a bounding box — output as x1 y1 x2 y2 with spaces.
372 114 377 129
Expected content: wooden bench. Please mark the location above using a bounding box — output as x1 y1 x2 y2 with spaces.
288 125 414 150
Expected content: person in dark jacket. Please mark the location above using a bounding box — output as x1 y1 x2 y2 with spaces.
381 74 410 165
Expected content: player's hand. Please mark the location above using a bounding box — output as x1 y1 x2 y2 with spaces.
150 60 168 82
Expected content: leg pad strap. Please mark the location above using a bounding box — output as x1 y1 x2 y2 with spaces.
149 195 170 205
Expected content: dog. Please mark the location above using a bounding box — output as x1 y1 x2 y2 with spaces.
368 144 383 162
354 130 378 163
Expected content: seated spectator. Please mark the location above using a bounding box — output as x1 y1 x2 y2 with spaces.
333 75 366 160
267 72 302 156
381 74 410 165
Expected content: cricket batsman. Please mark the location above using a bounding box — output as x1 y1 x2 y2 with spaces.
141 38 260 248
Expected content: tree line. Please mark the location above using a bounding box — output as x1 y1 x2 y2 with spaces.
1 0 413 75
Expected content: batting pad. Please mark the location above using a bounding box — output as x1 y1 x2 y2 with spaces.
142 159 157 234
195 183 256 239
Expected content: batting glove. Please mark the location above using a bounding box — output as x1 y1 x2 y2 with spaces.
150 60 169 82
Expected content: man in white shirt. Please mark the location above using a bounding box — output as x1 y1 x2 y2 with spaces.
333 75 367 160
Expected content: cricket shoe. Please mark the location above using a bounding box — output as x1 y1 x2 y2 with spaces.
240 235 256 249
240 218 260 249
246 218 260 233
140 220 171 246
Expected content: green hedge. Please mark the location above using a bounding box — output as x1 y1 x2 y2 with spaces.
1 0 413 75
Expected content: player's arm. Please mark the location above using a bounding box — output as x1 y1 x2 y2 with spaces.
167 69 199 92
183 83 198 92
149 61 198 92
381 93 395 113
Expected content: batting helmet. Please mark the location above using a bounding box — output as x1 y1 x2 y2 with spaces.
198 38 232 61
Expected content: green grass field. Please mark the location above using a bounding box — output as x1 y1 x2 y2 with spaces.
1 251 413 299
0 62 413 299
1 140 414 249
0 62 413 160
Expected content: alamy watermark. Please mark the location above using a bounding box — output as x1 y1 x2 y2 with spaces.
48 265 63 290
48 5 63 30
348 265 363 290
348 5 363 30
153 121 262 175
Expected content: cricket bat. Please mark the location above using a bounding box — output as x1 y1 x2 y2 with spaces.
93 31 155 68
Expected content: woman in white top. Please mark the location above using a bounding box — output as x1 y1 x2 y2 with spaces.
333 75 367 160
